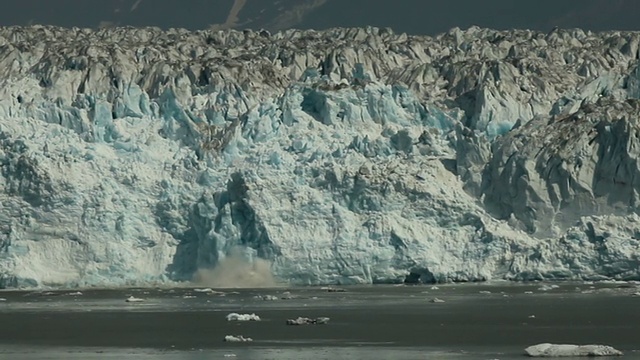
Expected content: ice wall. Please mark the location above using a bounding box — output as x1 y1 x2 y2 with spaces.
0 25 640 287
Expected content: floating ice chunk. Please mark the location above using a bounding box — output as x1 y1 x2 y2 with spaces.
66 291 83 296
430 298 445 303
125 296 145 303
183 295 196 299
321 287 346 293
286 317 330 325
253 295 279 301
193 288 214 293
430 286 440 290
224 335 253 342
226 313 261 321
538 284 560 291
524 343 623 357
280 291 295 299
631 292 640 296
479 290 491 294
599 280 627 284
0 298 6 301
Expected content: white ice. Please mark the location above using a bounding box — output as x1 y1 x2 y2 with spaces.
226 313 261 321
524 343 623 357
0 26 639 288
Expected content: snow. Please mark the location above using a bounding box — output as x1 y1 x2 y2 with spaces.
524 343 623 357
0 25 640 288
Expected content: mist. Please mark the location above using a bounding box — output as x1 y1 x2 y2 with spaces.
191 248 280 288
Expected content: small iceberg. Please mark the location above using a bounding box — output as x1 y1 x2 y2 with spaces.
538 284 560 291
193 288 214 293
224 335 253 342
66 291 83 296
321 287 346 293
280 291 295 299
524 343 623 357
125 296 145 303
253 295 279 301
286 317 330 325
430 298 445 303
226 313 261 321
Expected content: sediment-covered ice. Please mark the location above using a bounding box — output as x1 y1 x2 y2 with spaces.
0 25 640 288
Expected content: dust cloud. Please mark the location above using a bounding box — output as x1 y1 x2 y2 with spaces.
192 248 279 288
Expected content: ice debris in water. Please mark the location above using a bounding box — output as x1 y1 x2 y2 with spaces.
193 288 214 293
125 296 145 303
538 284 560 291
430 298 445 303
321 287 347 293
224 335 253 343
226 313 261 321
2 25 640 288
286 317 330 325
524 343 623 357
280 291 296 299
253 295 279 301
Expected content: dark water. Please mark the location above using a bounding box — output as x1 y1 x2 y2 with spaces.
0 282 639 359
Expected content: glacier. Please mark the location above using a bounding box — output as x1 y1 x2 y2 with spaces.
0 25 640 288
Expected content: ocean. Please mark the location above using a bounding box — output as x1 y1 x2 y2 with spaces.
0 282 638 359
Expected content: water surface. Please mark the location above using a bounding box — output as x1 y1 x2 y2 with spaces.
0 282 638 359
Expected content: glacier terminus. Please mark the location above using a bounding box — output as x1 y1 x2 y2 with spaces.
1 25 640 288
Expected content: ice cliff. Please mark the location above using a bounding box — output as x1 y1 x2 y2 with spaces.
1 25 640 288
